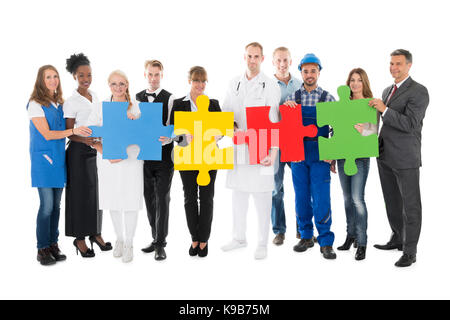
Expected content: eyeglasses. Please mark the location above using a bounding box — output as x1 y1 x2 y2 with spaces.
109 82 127 88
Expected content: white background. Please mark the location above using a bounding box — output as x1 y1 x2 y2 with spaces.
1 0 449 300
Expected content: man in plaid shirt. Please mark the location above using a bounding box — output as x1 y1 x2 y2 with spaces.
284 53 337 260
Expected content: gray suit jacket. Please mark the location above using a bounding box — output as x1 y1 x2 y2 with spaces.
379 77 429 169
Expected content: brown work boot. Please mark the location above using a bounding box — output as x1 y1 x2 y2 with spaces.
273 234 285 246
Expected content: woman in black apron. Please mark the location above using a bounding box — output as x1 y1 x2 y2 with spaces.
64 53 112 257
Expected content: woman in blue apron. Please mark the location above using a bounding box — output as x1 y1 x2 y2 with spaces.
28 65 91 266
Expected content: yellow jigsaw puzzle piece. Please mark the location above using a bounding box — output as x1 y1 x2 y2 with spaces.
174 95 234 186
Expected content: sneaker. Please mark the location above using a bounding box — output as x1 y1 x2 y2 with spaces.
113 240 124 258
254 246 268 260
221 240 247 252
122 246 133 263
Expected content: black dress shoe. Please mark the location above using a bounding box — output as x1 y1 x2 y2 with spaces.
337 236 355 251
189 244 199 256
142 243 155 253
320 246 337 260
198 244 208 258
155 246 166 261
293 238 314 252
355 246 366 261
374 242 402 251
395 254 416 267
320 246 337 259
49 243 67 262
37 248 56 266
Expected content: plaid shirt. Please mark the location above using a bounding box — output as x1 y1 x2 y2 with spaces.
285 84 335 106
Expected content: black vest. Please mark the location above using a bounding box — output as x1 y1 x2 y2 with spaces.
136 89 174 164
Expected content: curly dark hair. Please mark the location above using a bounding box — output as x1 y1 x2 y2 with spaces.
65 53 90 74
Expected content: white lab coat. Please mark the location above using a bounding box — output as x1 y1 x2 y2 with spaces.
87 98 144 211
222 72 281 193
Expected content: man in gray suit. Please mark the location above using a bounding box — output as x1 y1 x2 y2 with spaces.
369 49 429 267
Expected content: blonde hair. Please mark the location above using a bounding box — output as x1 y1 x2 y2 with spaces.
29 65 64 107
273 47 291 57
188 66 208 82
108 70 133 111
144 59 164 71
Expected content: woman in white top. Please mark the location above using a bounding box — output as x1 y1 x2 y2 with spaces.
64 53 111 258
88 70 143 263
336 68 378 261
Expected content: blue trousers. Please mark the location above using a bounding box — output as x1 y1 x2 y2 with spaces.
271 155 291 235
36 188 63 249
337 158 370 246
291 142 334 247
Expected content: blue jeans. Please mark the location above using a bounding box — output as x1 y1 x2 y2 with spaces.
36 188 63 249
271 155 291 235
291 141 334 247
337 158 370 246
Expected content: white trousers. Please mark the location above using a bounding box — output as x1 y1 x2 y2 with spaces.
232 190 272 247
110 210 138 246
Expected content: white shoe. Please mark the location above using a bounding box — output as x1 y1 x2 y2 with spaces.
254 246 267 260
122 246 133 263
221 239 247 252
113 240 124 258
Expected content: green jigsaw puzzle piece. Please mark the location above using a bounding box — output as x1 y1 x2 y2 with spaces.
316 85 378 176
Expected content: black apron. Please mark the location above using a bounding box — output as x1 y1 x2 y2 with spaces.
65 141 102 237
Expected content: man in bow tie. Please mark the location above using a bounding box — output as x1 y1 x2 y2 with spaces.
136 60 175 261
369 49 429 267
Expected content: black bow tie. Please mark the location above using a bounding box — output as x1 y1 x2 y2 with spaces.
145 92 157 98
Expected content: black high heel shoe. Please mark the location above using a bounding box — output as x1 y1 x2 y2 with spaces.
355 246 366 261
337 236 355 251
198 243 208 258
73 240 95 258
89 236 113 251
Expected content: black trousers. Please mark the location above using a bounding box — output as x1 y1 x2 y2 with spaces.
65 141 102 238
179 170 217 243
143 160 174 247
377 160 422 255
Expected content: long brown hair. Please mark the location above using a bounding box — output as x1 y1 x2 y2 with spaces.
29 65 64 106
108 70 132 111
346 68 373 99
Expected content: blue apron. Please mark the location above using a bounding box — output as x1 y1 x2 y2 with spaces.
28 102 66 188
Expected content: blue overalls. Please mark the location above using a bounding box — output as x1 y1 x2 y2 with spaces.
291 90 335 247
28 102 66 249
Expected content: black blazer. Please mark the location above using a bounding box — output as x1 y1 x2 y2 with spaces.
379 77 429 169
169 97 221 125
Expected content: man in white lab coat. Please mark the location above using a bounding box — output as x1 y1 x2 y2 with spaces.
221 42 281 260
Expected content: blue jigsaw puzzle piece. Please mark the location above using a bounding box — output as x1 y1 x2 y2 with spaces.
89 101 174 160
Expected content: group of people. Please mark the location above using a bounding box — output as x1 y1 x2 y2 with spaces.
27 42 429 268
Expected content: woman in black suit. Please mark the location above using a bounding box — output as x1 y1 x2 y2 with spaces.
170 66 221 258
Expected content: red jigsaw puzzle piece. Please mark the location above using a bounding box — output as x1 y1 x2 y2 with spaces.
233 105 318 164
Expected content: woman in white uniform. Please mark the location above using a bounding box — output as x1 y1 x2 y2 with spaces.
221 42 281 260
88 70 143 263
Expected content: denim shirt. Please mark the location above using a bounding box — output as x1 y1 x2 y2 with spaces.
275 75 302 105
